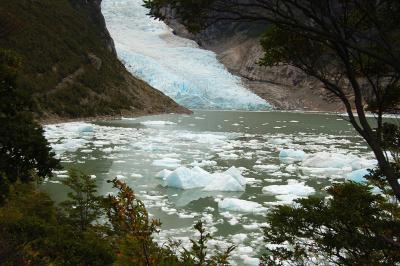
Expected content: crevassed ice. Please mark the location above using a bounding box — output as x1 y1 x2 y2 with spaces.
101 0 271 110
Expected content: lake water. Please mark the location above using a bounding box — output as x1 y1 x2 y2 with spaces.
43 110 377 265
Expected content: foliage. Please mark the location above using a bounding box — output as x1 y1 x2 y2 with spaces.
0 182 115 265
60 170 103 231
0 48 60 203
104 178 235 266
180 220 236 266
105 178 164 265
0 165 236 265
262 182 400 265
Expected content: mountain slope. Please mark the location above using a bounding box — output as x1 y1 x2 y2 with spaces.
0 0 189 119
160 8 344 111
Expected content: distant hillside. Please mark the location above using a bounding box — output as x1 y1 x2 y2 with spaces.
0 0 189 120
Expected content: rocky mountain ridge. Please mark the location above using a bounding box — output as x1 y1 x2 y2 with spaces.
0 0 189 120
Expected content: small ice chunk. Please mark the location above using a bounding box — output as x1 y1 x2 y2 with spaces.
237 246 254 254
190 160 217 167
253 164 280 172
241 255 260 266
116 175 126 180
102 147 113 154
64 122 94 133
218 198 267 213
243 222 268 230
231 233 247 244
152 158 181 168
177 213 196 218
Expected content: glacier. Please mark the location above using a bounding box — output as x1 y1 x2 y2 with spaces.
101 0 271 110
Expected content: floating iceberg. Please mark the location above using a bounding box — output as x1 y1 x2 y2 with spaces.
302 152 375 170
300 152 376 176
165 166 214 189
218 198 267 213
164 166 246 191
279 149 306 162
102 0 271 110
156 169 172 179
346 169 370 183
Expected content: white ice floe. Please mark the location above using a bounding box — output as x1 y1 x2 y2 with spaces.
301 152 376 176
53 122 94 133
116 174 127 180
262 179 315 204
218 198 267 213
140 120 177 126
164 166 247 191
279 149 306 162
190 160 217 167
179 132 228 145
253 164 280 172
44 122 94 154
243 222 268 230
241 255 260 266
152 158 181 168
231 233 248 244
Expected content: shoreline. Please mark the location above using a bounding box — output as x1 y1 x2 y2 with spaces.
39 108 192 125
40 108 398 125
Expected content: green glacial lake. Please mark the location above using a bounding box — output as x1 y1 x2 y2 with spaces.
43 110 378 265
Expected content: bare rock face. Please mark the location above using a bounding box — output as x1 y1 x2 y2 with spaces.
161 9 344 111
69 0 117 55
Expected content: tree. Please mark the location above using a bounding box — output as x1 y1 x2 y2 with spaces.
104 178 164 266
60 170 103 231
144 0 400 200
180 220 236 266
261 183 400 265
0 182 115 265
0 48 60 203
104 178 235 266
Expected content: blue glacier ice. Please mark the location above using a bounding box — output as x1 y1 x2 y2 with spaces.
102 0 271 110
346 169 370 184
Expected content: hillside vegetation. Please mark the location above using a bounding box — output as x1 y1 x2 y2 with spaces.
0 0 188 119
